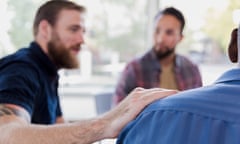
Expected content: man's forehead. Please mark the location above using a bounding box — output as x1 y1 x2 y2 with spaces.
154 15 181 30
56 9 85 24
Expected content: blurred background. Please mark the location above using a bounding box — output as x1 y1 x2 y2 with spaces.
0 0 240 142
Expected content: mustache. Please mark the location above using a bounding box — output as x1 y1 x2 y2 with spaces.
71 44 81 51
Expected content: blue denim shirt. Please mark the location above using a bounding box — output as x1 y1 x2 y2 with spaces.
117 68 240 144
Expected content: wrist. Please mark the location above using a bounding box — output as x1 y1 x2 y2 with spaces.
86 117 109 140
99 110 123 139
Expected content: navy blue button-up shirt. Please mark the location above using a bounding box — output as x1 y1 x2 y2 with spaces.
0 42 62 124
117 68 240 144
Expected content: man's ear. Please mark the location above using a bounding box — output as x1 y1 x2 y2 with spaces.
179 34 184 42
38 20 52 41
228 28 238 63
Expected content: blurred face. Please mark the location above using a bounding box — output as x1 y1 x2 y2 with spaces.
154 14 183 60
47 9 85 69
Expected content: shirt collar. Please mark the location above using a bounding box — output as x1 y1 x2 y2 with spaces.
215 68 240 84
29 41 58 76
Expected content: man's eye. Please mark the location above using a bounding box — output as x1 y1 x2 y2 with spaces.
166 30 174 35
69 26 80 32
70 28 78 32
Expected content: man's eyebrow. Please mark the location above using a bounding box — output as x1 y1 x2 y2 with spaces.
0 104 30 123
70 25 81 28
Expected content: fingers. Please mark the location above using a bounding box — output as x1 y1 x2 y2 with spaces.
133 87 176 93
127 87 177 108
105 88 177 138
140 87 176 92
133 87 145 92
142 89 177 104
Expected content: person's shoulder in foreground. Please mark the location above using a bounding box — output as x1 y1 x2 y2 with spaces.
116 28 240 144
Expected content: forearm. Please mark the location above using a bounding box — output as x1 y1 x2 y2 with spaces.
1 117 107 144
0 88 177 144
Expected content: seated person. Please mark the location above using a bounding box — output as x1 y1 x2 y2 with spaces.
113 7 202 105
116 27 240 144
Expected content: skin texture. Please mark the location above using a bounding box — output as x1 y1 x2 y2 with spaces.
0 8 178 144
153 14 183 65
0 88 177 144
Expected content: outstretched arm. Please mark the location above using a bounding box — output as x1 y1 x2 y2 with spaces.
0 88 177 144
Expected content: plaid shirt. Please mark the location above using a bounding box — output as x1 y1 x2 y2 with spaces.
114 49 202 105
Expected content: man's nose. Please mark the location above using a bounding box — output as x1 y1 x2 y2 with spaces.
76 32 85 44
156 32 166 43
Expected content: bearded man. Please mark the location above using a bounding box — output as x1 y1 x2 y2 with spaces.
113 7 202 105
0 1 177 143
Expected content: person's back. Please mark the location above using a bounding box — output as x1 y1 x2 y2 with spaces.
116 28 240 144
117 71 240 143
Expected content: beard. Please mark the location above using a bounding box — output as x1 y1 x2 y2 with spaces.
154 46 175 60
47 32 80 69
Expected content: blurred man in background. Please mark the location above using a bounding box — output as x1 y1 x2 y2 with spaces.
114 7 202 105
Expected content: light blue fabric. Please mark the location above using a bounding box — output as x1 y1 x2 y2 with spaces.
117 68 240 144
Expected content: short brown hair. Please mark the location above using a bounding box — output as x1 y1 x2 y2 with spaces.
33 0 86 36
154 7 185 34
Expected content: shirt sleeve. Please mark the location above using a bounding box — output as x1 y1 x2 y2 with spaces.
0 62 40 116
117 109 240 144
113 61 138 106
56 96 63 117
